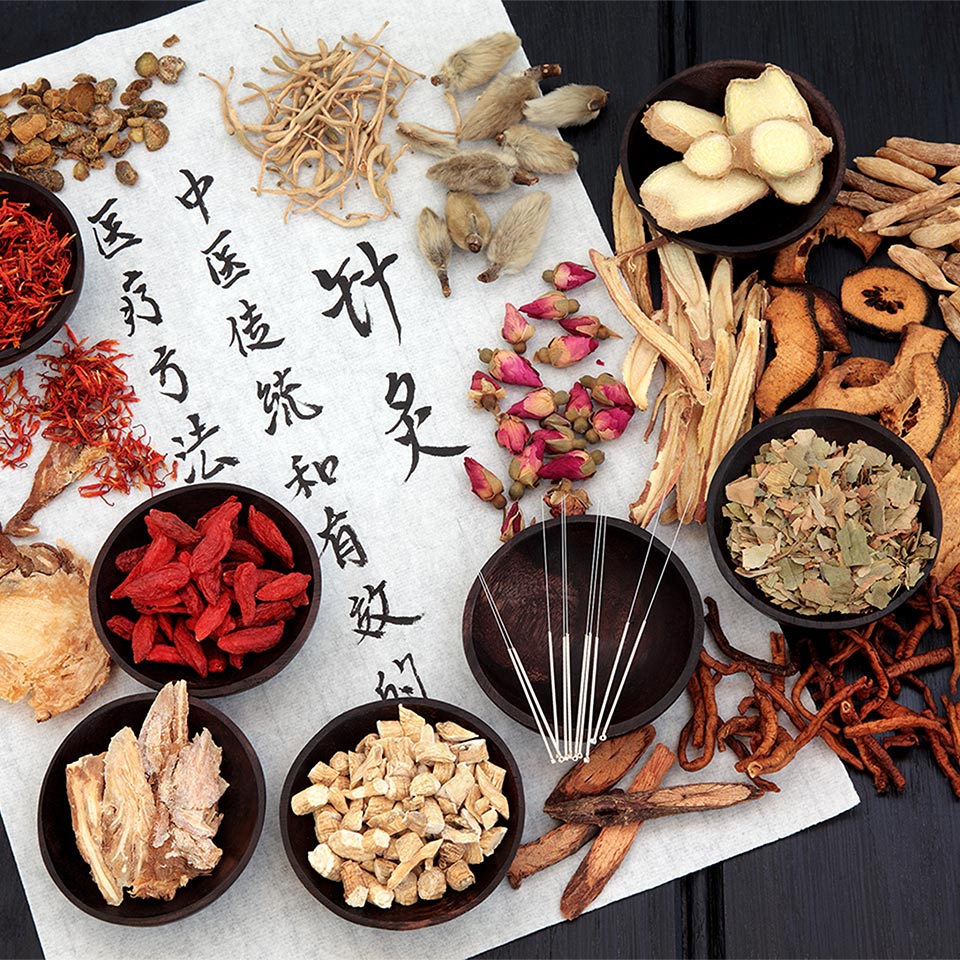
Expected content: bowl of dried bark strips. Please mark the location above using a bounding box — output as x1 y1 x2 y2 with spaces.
280 698 524 929
0 171 84 366
89 482 321 698
38 682 265 924
620 60 845 256
706 409 942 631
462 515 704 740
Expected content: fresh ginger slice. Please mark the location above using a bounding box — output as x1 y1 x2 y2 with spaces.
768 161 823 205
733 118 826 179
642 100 725 152
639 162 769 232
683 131 733 179
724 63 811 136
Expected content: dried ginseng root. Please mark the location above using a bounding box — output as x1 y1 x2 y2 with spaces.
202 24 423 225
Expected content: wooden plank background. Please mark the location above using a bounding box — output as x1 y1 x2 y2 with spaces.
2 2 958 957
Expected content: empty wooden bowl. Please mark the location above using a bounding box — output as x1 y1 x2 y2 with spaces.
620 59 846 256
89 482 321 698
463 516 703 740
280 697 524 929
38 692 265 924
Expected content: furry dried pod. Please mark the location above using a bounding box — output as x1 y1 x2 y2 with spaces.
427 150 537 194
478 190 551 283
395 121 458 158
417 207 452 298
523 83 609 129
460 65 562 141
430 32 521 92
445 191 491 253
495 123 578 174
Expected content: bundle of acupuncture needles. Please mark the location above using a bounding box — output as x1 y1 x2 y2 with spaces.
478 493 694 764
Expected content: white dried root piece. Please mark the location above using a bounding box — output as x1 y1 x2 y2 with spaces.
436 720 478 742
724 63 811 136
642 100 725 152
308 843 342 881
853 155 937 193
341 861 369 907
290 784 330 816
888 244 959 292
682 131 733 179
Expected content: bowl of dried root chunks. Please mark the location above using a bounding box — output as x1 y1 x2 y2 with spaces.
38 683 265 924
620 60 845 256
89 482 321 697
280 699 524 929
706 409 942 630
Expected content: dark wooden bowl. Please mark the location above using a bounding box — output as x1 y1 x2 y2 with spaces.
280 698 524 930
462 516 703 739
89 482 321 697
38 692 265 924
620 59 846 256
0 171 84 365
706 409 942 631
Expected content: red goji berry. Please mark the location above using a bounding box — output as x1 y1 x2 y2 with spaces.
248 600 296 626
132 614 158 663
247 505 294 569
255 568 283 588
146 643 188 666
121 562 191 603
194 593 232 642
114 545 148 574
291 590 311 608
227 536 265 567
229 652 244 670
197 496 242 533
145 509 202 545
207 648 227 673
111 532 175 598
256 571 311 602
195 564 222 604
217 623 284 654
157 613 174 642
180 581 204 618
132 599 189 615
190 517 234 576
173 620 208 678
106 615 135 642
234 561 258 624
213 614 237 638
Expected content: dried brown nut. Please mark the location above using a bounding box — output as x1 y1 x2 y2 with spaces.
73 160 89 181
94 114 124 139
157 55 186 85
125 99 149 119
58 109 88 125
120 79 151 105
71 74 95 85
109 138 131 159
840 266 930 337
125 115 146 128
20 166 64 192
143 100 167 119
115 159 138 186
80 134 99 160
143 118 169 151
63 81 95 115
88 103 112 126
100 133 119 154
135 52 160 78
94 78 116 104
14 137 52 166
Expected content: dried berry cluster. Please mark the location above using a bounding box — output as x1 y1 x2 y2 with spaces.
0 49 184 191
463 260 636 540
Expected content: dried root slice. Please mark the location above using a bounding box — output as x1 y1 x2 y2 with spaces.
639 162 769 233
853 155 936 193
612 166 654 314
731 119 831 180
888 244 959 292
682 131 733 179
767 161 823 205
807 285 851 353
754 286 822 419
840 265 929 337
641 100 725 153
622 333 660 411
878 353 949 458
772 205 881 284
932 398 960 482
940 292 960 344
723 63 811 136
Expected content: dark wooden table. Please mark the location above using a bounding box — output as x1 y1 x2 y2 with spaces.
3 2 959 957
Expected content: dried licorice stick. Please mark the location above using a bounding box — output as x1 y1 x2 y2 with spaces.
704 597 792 676
559 744 675 920
506 823 598 889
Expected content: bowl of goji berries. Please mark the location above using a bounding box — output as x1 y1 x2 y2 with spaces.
89 483 321 697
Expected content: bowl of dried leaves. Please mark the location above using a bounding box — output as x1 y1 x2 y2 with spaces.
89 482 321 698
38 682 265 924
620 60 845 256
706 409 942 630
0 171 84 367
280 698 524 929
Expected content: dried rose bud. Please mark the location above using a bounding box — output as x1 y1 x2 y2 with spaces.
581 372 634 410
519 291 580 320
467 370 506 412
495 414 530 454
509 437 546 490
506 386 557 420
543 261 596 291
532 426 586 454
538 448 603 481
541 412 571 432
534 335 599 368
591 405 634 441
501 303 535 353
544 478 591 517
487 348 543 387
464 457 507 509
564 381 593 423
500 502 525 542
559 314 619 339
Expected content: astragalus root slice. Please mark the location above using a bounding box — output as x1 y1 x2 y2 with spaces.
657 241 713 370
430 32 521 92
478 191 551 282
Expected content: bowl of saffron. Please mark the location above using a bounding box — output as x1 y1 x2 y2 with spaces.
0 171 83 366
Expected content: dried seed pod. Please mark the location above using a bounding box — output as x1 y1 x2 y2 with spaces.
431 32 521 92
460 66 562 141
395 121 458 158
115 159 138 186
496 123 578 174
445 191 491 253
417 207 452 298
135 52 160 78
427 150 520 194
157 55 186 85
478 190 551 283
523 83 609 129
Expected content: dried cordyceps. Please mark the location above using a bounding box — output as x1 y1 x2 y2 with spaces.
202 23 421 226
416 207 452 298
495 123 579 173
446 191 491 253
430 32 521 92
523 84 609 128
478 190 551 282
460 65 562 141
